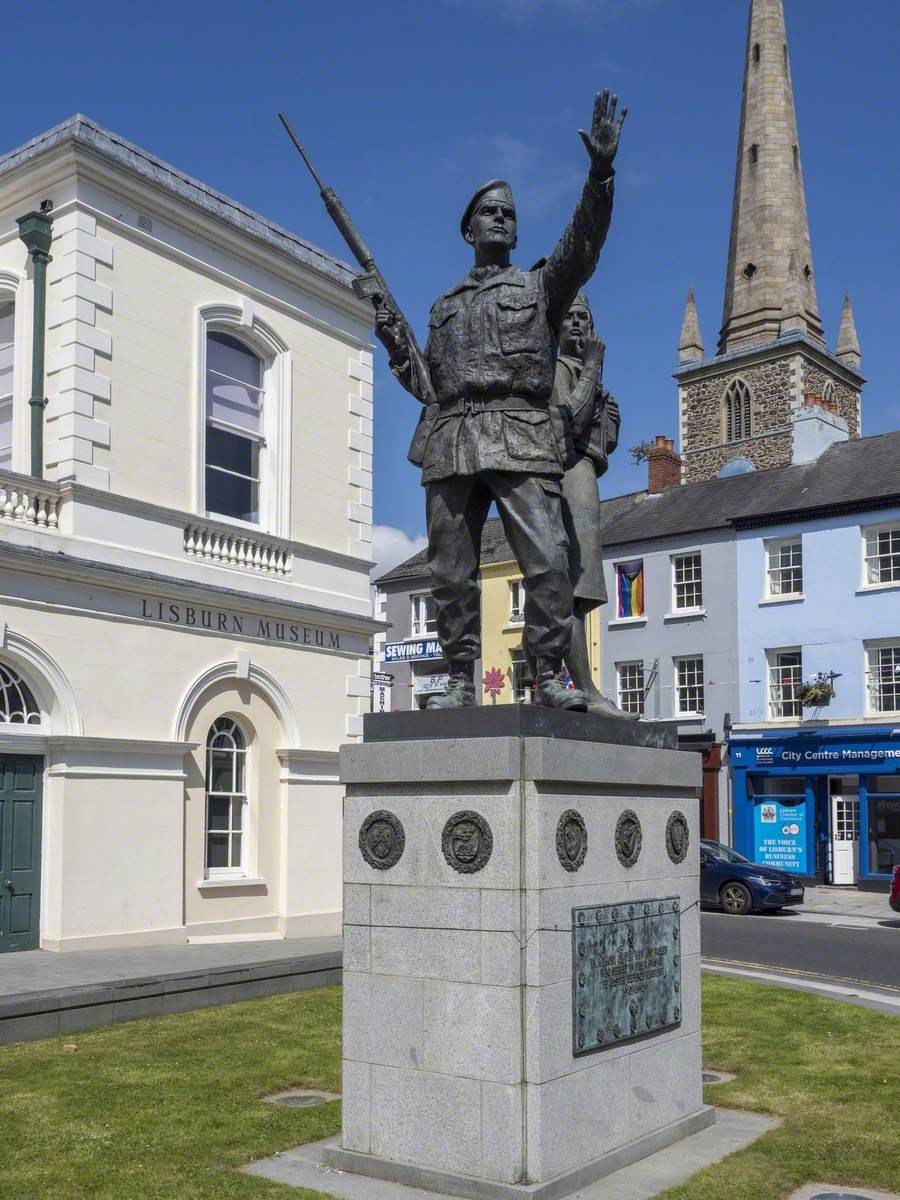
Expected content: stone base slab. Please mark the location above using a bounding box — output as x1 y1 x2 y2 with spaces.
363 705 677 749
244 1108 776 1199
322 1107 715 1200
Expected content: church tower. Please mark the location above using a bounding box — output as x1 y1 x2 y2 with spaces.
675 0 864 483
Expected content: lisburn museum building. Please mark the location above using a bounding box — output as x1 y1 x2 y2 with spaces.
0 116 378 952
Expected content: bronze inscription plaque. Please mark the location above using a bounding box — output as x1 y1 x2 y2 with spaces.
572 897 682 1056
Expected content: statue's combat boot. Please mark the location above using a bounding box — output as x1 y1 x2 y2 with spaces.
584 692 640 720
535 658 588 712
426 661 476 709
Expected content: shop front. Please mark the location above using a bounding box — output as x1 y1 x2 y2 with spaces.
729 728 900 890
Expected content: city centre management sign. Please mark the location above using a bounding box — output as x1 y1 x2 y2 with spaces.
733 736 900 769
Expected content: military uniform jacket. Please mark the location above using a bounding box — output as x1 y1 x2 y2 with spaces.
554 355 620 477
398 171 615 484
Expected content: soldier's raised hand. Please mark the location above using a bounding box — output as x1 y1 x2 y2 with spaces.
579 90 627 177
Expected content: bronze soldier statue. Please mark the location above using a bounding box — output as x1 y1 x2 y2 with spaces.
377 91 627 710
551 293 636 717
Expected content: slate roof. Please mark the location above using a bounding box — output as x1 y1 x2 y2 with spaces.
0 115 357 290
376 431 900 583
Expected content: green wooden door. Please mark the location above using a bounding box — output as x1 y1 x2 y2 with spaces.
0 755 43 953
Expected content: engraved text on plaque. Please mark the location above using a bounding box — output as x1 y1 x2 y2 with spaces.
572 897 682 1056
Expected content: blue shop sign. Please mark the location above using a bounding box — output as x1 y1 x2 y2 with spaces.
731 734 900 772
752 799 808 873
383 638 443 663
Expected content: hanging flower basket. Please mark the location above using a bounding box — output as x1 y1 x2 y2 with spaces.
798 675 836 707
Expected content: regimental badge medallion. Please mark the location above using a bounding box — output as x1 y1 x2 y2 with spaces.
615 808 642 868
665 810 690 864
556 809 588 872
359 810 405 870
442 810 493 874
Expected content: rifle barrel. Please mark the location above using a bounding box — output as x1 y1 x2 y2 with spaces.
278 112 327 193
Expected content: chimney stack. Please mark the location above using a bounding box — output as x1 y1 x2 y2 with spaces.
647 435 682 492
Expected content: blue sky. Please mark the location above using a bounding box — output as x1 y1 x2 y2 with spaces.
4 0 898 571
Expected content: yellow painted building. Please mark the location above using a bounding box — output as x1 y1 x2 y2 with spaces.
479 554 602 705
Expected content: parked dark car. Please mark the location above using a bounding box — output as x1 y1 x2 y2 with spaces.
700 839 805 915
890 865 900 913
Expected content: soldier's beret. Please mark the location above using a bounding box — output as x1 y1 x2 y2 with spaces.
460 179 514 237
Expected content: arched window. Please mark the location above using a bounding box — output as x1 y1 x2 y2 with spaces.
724 380 752 443
822 381 836 410
0 662 41 724
205 716 248 875
205 331 264 524
0 300 14 471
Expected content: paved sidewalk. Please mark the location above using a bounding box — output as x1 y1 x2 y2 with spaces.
800 886 891 921
245 1109 779 1200
0 935 341 1045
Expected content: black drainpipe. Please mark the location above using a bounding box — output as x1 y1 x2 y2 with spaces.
17 208 53 479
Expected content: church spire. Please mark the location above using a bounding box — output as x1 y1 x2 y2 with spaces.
779 253 806 337
836 292 861 371
678 287 704 363
719 0 824 354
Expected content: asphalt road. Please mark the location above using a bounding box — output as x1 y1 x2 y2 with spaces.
701 909 900 992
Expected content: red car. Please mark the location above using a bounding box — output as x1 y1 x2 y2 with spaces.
891 865 900 913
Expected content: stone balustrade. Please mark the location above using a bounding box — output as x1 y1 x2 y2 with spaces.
184 522 293 576
0 474 63 529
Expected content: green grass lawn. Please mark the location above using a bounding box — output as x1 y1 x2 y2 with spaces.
0 977 897 1200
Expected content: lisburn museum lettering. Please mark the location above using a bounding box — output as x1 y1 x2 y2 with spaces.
140 598 340 649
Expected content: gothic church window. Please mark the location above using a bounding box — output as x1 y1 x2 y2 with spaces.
724 379 752 442
0 662 41 724
823 381 836 410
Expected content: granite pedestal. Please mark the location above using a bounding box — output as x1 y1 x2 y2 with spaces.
331 713 712 1200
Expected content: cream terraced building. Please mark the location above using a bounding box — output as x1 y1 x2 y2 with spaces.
0 115 379 953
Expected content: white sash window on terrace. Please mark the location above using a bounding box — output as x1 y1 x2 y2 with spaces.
867 644 900 715
864 525 900 586
674 655 705 716
767 649 802 718
411 593 437 637
617 661 645 717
